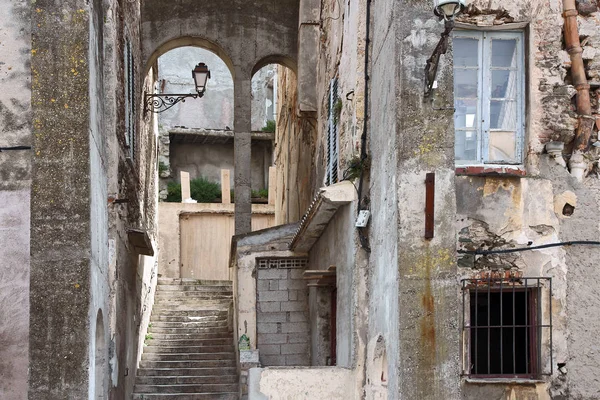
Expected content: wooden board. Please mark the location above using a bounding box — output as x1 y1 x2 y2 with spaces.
180 212 275 280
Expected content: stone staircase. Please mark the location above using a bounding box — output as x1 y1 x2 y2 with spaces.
133 278 239 400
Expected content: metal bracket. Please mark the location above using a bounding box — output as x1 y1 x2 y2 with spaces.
144 92 203 114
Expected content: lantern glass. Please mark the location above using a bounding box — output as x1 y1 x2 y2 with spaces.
434 0 466 18
192 63 211 94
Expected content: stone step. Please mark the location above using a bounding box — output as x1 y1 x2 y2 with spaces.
154 297 233 304
146 338 233 347
142 352 235 362
133 393 238 400
143 345 234 354
137 367 237 377
139 359 236 369
149 320 229 329
155 291 233 298
135 383 238 394
158 278 233 286
149 327 232 335
150 315 227 323
136 375 238 385
150 310 227 317
151 303 231 312
157 285 233 293
149 332 232 340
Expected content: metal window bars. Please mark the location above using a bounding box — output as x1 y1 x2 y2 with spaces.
461 273 552 379
257 258 309 270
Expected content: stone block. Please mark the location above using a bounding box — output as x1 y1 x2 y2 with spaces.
239 350 260 364
261 355 287 366
257 312 288 323
258 290 288 302
288 291 298 301
281 322 309 333
281 301 307 312
257 323 279 334
288 311 308 322
269 280 280 290
287 333 310 344
290 269 305 279
257 333 288 345
280 343 308 355
258 302 281 312
258 269 288 279
285 354 310 366
278 279 307 290
259 344 281 355
257 280 270 291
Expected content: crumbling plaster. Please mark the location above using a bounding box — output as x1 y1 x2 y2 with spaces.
0 1 31 399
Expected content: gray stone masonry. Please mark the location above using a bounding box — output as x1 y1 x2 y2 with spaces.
256 266 310 366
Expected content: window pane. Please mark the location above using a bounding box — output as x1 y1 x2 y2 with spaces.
454 69 478 98
454 99 477 129
490 100 517 130
491 70 517 99
492 39 518 68
456 130 478 161
489 131 517 161
454 38 479 67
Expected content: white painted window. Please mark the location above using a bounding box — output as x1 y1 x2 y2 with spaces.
124 39 136 160
453 31 525 165
326 78 339 185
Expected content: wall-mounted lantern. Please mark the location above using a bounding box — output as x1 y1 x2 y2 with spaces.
144 63 211 114
425 0 466 96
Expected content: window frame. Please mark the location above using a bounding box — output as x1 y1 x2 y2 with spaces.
461 276 553 381
453 30 526 166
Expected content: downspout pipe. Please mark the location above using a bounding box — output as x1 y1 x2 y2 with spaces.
563 0 595 179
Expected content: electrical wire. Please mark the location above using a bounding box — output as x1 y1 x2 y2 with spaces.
0 146 32 152
458 241 600 255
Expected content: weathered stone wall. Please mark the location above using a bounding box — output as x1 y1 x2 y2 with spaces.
0 3 31 398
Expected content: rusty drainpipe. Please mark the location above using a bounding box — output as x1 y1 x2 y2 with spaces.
563 0 595 180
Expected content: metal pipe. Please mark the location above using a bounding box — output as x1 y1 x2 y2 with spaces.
562 0 595 152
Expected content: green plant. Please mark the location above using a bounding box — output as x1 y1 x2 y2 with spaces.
158 161 168 175
343 155 369 181
262 119 276 133
333 99 343 124
251 189 269 199
145 333 153 341
165 177 222 203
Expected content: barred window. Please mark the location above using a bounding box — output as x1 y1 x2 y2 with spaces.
325 77 339 186
461 275 552 379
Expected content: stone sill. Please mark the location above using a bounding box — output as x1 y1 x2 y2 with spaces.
464 378 545 385
456 165 526 177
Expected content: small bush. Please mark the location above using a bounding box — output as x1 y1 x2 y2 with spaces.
165 176 222 203
252 189 269 199
158 161 168 175
262 120 276 133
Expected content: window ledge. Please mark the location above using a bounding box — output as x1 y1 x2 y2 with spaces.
464 378 545 385
456 165 526 177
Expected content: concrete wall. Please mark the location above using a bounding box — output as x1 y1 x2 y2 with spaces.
169 140 272 191
0 2 30 399
248 367 355 400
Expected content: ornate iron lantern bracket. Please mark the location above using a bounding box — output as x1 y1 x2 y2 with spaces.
144 92 204 114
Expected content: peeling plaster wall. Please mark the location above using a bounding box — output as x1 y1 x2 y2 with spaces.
0 1 30 399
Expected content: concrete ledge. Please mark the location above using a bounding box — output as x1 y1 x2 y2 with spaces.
289 181 357 252
248 367 355 400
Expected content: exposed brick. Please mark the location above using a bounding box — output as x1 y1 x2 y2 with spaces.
257 312 288 323
257 323 279 334
258 302 281 312
258 269 288 279
257 280 270 291
280 343 308 355
281 301 307 312
289 269 304 279
278 279 307 290
285 354 310 366
287 333 309 343
257 333 288 345
281 322 309 333
288 311 308 322
258 290 288 302
261 355 287 366
258 344 281 355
